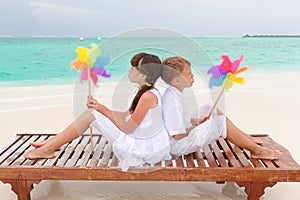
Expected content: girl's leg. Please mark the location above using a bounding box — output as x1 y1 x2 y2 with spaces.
225 118 281 160
24 109 96 159
30 137 55 149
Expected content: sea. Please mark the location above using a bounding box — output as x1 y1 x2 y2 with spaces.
0 36 300 87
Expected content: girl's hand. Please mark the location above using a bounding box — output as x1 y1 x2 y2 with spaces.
86 95 98 109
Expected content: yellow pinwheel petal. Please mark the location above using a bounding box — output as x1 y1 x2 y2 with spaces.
76 47 89 62
231 75 245 84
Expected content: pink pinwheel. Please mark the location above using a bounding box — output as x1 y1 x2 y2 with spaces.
207 55 251 91
79 55 111 87
206 55 251 118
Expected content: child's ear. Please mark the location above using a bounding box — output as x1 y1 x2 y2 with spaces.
171 77 180 86
141 74 147 80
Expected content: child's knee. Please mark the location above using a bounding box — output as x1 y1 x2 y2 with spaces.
85 108 96 120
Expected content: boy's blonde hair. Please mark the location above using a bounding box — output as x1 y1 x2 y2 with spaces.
161 56 191 85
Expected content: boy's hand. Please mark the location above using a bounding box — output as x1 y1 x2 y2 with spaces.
198 116 209 124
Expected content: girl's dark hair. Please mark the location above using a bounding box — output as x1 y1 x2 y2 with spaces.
130 52 147 67
129 54 162 113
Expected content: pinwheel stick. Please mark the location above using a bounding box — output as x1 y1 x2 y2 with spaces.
87 69 94 149
207 75 231 119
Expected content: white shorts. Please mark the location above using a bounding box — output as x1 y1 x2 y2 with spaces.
170 104 227 156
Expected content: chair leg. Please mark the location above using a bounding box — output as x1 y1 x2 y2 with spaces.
1 179 41 200
236 181 276 200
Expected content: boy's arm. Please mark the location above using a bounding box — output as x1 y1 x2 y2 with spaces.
191 116 209 125
172 116 210 140
172 123 199 140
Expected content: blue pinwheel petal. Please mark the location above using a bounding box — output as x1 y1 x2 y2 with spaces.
94 55 110 67
208 75 226 88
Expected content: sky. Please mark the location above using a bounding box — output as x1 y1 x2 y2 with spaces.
0 0 299 37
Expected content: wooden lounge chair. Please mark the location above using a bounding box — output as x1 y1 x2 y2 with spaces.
0 133 299 200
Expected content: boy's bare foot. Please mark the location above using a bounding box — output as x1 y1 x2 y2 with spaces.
251 137 263 145
24 148 55 159
251 147 281 160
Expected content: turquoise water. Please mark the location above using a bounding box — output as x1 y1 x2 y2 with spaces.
0 36 300 87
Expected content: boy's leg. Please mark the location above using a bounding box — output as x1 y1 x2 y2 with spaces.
24 109 96 159
216 109 263 144
225 118 280 159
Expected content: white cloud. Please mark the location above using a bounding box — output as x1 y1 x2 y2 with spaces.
30 1 96 15
1 0 299 36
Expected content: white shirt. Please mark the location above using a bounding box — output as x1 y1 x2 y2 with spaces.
162 86 192 136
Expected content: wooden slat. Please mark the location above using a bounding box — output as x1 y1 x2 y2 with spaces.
76 136 99 166
175 156 184 167
0 135 30 165
225 140 253 168
2 135 38 166
89 136 107 166
210 142 228 167
202 145 218 167
231 146 252 168
185 153 195 168
0 135 21 156
195 151 206 168
218 138 241 167
99 144 112 166
164 158 173 167
65 136 90 167
261 160 277 168
55 137 82 166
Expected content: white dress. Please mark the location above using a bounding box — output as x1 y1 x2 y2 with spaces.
91 89 171 171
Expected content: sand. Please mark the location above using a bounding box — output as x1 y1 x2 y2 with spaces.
0 73 299 199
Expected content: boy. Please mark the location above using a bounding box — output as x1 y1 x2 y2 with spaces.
161 56 280 159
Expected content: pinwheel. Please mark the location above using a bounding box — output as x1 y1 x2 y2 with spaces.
70 43 111 87
70 43 111 147
79 55 111 86
207 55 251 118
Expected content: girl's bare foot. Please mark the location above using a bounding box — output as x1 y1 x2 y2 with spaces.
251 147 281 160
24 148 55 159
30 138 60 150
30 140 49 148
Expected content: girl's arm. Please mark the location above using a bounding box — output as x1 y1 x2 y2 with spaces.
112 111 129 120
87 92 157 134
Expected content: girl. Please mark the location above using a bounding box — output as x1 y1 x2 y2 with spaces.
24 53 171 171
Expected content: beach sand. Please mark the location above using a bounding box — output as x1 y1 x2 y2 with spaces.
0 74 299 199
